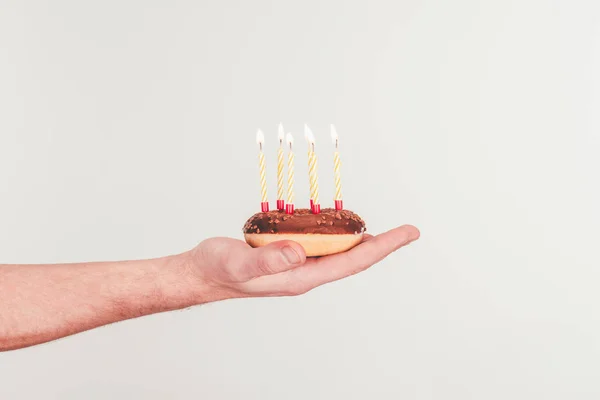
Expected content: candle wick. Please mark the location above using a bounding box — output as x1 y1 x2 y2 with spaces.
311 143 315 152
259 143 263 152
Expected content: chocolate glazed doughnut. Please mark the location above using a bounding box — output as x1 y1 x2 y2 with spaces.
243 208 366 257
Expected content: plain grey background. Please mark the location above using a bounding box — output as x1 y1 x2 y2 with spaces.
1 0 599 398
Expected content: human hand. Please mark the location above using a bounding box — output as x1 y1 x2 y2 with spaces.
0 224 419 350
185 225 420 302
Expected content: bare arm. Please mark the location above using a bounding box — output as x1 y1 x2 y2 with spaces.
0 255 206 351
0 225 419 351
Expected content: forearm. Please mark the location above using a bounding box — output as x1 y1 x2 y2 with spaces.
0 225 420 351
0 252 206 351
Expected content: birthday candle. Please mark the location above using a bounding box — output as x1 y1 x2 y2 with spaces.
285 132 295 214
256 129 269 212
331 124 343 210
304 124 320 214
304 124 315 207
277 123 285 210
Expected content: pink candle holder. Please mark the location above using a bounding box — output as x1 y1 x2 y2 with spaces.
276 199 285 210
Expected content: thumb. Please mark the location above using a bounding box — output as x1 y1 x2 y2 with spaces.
240 240 307 280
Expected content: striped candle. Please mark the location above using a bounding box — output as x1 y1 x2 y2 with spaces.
276 123 285 210
285 132 295 214
304 124 320 214
256 129 269 212
331 124 343 210
305 125 314 207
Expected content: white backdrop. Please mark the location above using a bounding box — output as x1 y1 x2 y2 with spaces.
1 0 599 398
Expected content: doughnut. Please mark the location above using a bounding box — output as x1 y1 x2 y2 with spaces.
243 208 366 257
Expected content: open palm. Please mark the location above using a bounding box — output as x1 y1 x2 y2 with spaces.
190 225 420 299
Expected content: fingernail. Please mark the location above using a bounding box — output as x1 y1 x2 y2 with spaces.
281 246 301 265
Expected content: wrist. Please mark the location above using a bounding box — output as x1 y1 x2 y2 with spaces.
156 251 233 310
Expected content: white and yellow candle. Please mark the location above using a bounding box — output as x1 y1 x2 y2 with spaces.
330 124 343 210
276 124 285 210
304 125 314 207
256 129 269 212
304 124 321 214
285 132 295 214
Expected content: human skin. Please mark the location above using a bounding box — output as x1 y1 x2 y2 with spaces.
0 225 419 351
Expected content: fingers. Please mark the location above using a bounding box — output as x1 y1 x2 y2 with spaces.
244 225 419 296
338 225 419 269
232 240 307 281
294 225 419 287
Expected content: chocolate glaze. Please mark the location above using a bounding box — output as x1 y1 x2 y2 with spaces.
243 208 366 235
